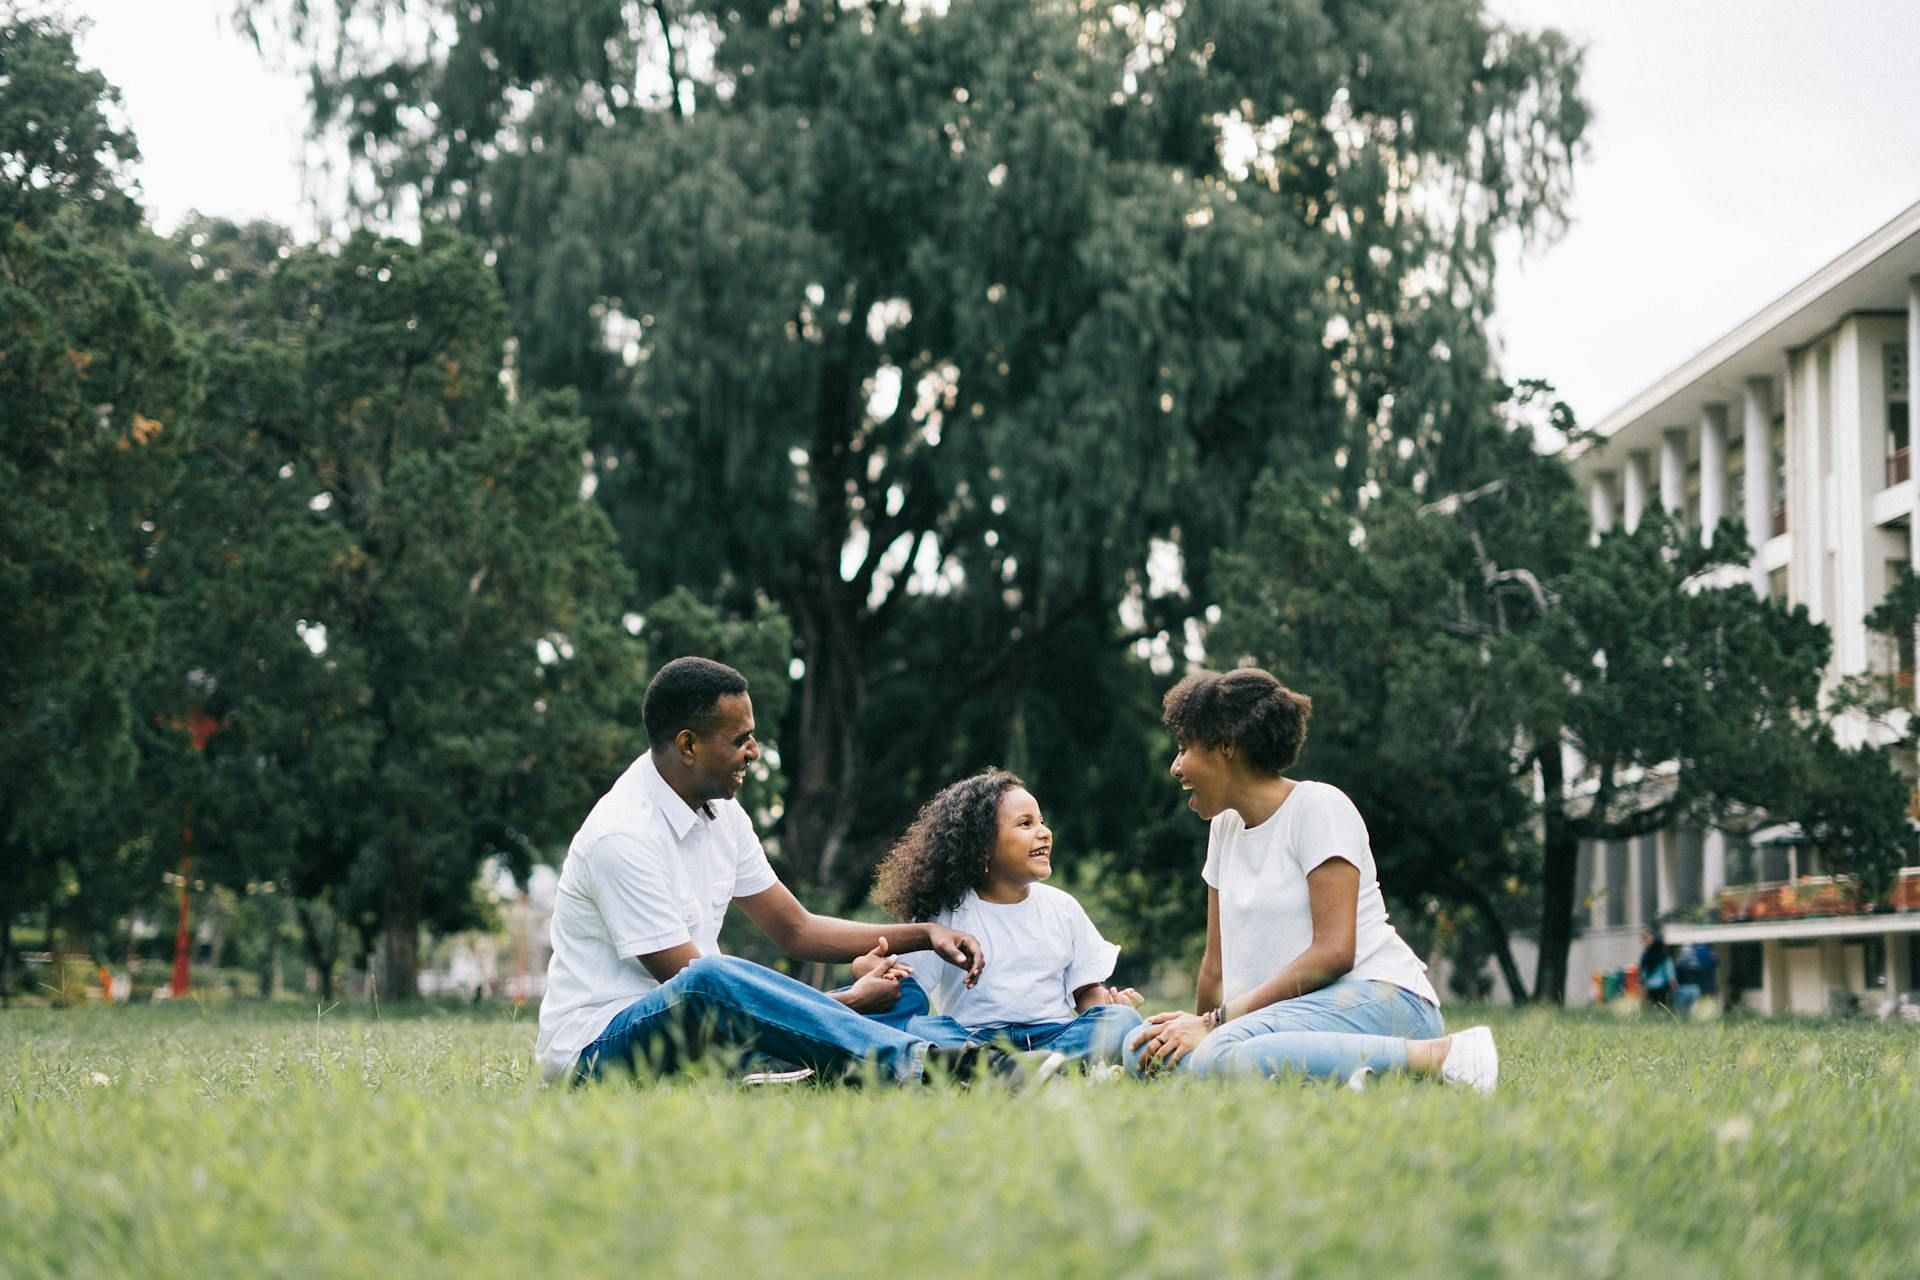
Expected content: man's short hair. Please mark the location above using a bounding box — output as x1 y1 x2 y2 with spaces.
642 657 750 747
1161 667 1312 774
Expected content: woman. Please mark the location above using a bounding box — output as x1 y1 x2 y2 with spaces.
1129 668 1498 1092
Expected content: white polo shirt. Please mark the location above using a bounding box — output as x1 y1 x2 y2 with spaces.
1202 780 1438 1008
534 752 777 1080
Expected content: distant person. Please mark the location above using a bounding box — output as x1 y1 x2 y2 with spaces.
1639 927 1676 1010
1691 942 1719 998
870 770 1144 1069
536 657 1017 1086
1129 668 1497 1092
1673 941 1703 1015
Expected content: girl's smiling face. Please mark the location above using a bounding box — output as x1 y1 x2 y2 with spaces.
984 786 1053 893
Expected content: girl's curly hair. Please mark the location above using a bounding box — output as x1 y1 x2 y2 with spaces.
873 770 1024 921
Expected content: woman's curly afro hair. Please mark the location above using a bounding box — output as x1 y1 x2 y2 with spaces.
873 770 1025 921
1162 667 1312 774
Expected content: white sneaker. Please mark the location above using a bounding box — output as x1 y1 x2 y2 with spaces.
740 1067 816 1086
1031 1051 1071 1087
1344 1066 1374 1092
1439 1026 1498 1094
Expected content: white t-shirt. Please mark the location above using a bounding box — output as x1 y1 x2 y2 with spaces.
899 884 1119 1028
1202 780 1438 1008
534 752 778 1080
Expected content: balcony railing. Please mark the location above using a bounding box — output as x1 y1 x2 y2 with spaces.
1890 447 1912 487
1714 870 1920 923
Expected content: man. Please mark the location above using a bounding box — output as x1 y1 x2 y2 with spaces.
535 656 1003 1085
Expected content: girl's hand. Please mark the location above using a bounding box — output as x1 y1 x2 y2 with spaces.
1138 1010 1210 1071
1109 987 1144 1007
851 937 910 982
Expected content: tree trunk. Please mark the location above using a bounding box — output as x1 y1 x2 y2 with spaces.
1484 917 1531 1006
296 898 339 1003
1533 739 1579 1005
783 588 866 911
1445 874 1530 1004
257 898 284 1000
0 908 14 1009
381 916 421 1003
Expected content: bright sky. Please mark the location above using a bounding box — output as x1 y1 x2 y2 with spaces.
65 0 1920 428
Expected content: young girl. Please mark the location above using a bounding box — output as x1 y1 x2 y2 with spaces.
870 770 1144 1066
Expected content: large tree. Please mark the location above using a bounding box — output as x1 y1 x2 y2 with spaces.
249 0 1590 907
0 13 196 1000
136 223 643 998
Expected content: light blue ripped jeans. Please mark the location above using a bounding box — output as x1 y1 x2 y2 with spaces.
1125 978 1444 1082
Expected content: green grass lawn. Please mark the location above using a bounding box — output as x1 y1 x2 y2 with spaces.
3 1002 1916 1279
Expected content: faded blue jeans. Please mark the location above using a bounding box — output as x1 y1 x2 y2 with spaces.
867 977 1144 1065
1125 978 1444 1082
572 955 931 1084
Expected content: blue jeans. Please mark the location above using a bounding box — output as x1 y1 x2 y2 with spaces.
572 956 931 1084
866 978 1145 1065
1125 979 1444 1082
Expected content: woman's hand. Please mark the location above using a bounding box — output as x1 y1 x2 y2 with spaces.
1136 1010 1211 1072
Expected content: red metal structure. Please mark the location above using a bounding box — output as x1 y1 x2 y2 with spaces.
156 709 224 997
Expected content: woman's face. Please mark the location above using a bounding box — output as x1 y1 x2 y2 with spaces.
1169 738 1233 820
986 787 1053 887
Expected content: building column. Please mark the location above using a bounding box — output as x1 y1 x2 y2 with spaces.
1660 428 1689 522
1763 939 1788 1015
1909 277 1920 710
1623 450 1651 532
1656 832 1677 917
1743 377 1775 593
1588 473 1616 542
1832 323 1869 678
1819 937 1847 1011
1790 348 1824 621
1703 829 1728 899
1699 404 1728 544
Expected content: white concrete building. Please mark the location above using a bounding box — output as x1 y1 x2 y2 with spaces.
1535 199 1920 1014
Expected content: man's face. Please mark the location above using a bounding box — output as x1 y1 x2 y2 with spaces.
685 692 761 802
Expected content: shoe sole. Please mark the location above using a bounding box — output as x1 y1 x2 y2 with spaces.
740 1068 816 1086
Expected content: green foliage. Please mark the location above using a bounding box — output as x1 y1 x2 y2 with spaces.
0 12 142 233
0 13 196 952
5 1005 1920 1278
134 224 644 996
251 0 1591 905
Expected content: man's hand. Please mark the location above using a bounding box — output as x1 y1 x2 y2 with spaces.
1136 1010 1210 1073
925 923 985 987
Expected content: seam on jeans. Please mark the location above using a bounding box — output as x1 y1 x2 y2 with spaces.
680 967 923 1080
